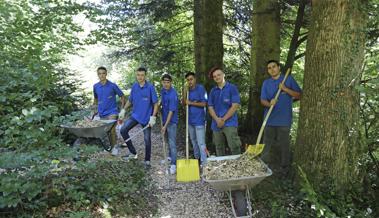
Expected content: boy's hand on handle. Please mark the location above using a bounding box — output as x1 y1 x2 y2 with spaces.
149 116 156 127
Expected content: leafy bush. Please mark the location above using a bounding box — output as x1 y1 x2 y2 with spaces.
0 147 157 217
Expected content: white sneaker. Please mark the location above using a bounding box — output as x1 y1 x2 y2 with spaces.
111 147 119 156
170 165 176 174
123 152 138 161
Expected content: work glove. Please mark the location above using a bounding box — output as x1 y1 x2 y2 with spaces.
148 116 156 127
118 109 126 120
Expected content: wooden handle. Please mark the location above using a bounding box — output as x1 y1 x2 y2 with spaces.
255 68 291 145
186 88 189 160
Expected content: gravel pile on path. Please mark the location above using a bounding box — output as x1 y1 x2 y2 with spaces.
112 125 234 218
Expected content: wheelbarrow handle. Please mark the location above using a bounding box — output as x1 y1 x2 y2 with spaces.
124 125 149 144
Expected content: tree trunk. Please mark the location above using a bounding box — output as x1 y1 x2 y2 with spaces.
194 0 223 91
295 0 366 191
246 0 280 140
283 0 307 73
194 0 223 151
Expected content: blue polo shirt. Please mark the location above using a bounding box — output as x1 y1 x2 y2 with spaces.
208 82 240 131
188 84 207 126
161 87 178 124
93 80 124 118
261 74 301 127
129 81 158 125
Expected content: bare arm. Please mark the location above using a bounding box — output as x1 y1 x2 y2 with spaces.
152 102 159 116
280 84 301 99
163 111 173 128
208 106 218 121
222 103 239 121
120 95 126 108
186 100 207 107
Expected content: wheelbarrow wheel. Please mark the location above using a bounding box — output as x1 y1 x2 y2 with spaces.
100 134 113 152
233 190 248 217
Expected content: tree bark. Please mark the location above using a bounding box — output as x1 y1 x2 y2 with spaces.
283 0 307 73
246 0 280 140
194 0 223 150
295 0 366 191
194 0 223 91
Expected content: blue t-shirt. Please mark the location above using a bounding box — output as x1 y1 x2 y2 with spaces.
129 81 158 125
260 74 302 127
93 80 124 118
208 82 240 131
161 87 178 124
188 84 207 126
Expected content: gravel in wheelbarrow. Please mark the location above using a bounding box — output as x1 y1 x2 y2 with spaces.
203 154 272 191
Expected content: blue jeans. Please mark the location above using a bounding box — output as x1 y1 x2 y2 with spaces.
120 117 151 161
165 123 177 165
188 124 207 164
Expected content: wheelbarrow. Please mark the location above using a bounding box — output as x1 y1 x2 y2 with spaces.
204 155 272 218
61 119 117 152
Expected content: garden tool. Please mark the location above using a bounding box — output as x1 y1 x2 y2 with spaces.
176 88 200 182
160 113 170 187
112 125 149 156
245 68 291 157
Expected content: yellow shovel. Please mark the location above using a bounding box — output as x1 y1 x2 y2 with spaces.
245 68 291 157
176 88 200 182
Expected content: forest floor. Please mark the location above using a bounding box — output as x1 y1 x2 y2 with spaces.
112 124 234 217
97 123 301 218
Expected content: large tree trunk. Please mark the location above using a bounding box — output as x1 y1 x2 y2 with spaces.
194 0 223 150
194 0 223 91
246 0 280 140
295 0 366 191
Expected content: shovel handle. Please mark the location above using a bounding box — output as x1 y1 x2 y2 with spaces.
124 125 149 143
256 68 291 145
186 88 189 160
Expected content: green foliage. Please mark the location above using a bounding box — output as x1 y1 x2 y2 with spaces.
0 148 157 217
298 166 376 218
0 0 88 150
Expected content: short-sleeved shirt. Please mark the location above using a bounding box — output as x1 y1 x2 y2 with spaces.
188 84 207 126
260 74 302 127
93 80 124 118
208 82 240 131
161 87 178 124
129 81 158 125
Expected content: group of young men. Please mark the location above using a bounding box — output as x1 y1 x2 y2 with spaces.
92 60 301 176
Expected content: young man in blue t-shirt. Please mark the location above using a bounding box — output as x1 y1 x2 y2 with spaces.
260 60 302 175
208 67 242 156
160 74 178 174
118 67 159 168
183 72 208 165
93 66 125 147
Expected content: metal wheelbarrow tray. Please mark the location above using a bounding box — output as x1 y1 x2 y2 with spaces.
61 120 117 151
204 154 272 218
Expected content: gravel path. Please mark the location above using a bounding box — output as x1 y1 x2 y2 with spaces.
114 124 234 218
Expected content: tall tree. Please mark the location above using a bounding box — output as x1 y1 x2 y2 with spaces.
246 0 280 139
194 0 223 147
295 0 366 190
194 0 223 91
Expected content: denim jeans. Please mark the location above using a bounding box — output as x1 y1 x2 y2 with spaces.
120 117 151 161
188 124 207 164
165 123 177 165
262 126 291 170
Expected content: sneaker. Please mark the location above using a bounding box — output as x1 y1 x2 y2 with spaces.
123 152 138 161
144 161 151 169
167 157 171 162
170 165 176 174
111 147 119 156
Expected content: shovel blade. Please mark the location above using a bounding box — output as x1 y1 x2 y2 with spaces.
245 144 265 157
176 159 200 182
